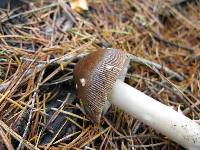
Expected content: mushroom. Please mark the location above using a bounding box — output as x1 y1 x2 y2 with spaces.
73 48 200 150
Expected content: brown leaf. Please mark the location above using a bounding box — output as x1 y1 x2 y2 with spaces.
70 0 88 12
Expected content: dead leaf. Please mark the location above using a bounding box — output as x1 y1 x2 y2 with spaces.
194 48 200 58
70 0 88 12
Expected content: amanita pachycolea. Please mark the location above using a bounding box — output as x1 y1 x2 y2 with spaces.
73 48 200 150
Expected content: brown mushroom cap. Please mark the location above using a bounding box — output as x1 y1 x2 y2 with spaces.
73 48 130 123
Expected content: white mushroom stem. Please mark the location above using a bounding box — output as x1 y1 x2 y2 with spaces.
111 79 200 150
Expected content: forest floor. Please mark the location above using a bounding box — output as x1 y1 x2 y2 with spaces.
0 0 199 149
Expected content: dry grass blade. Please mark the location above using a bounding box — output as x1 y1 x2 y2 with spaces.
51 108 89 121
0 120 39 150
79 127 110 148
0 127 14 150
44 120 68 149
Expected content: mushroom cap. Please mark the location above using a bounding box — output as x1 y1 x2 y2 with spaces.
73 48 130 123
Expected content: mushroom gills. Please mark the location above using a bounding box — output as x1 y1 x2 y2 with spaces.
73 48 129 123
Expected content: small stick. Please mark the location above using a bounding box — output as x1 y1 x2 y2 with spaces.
0 127 14 150
0 120 39 150
16 67 45 150
129 55 184 81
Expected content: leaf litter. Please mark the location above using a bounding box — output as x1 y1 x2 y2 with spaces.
0 0 199 149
